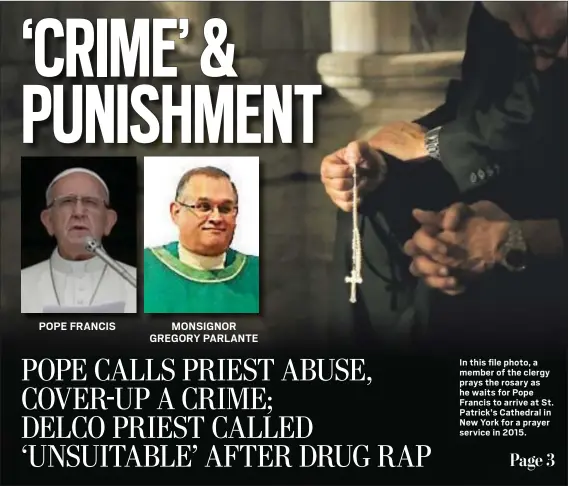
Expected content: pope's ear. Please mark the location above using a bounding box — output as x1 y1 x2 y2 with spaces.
40 209 54 236
103 209 118 236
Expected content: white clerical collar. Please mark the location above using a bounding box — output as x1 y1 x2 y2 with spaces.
178 243 226 270
50 247 106 275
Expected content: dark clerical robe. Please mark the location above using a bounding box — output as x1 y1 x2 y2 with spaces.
329 2 567 352
144 243 259 314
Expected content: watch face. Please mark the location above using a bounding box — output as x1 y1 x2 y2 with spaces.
505 249 526 270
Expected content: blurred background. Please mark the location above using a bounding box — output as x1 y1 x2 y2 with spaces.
0 1 472 338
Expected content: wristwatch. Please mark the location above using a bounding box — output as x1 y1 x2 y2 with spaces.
424 126 442 161
498 222 528 272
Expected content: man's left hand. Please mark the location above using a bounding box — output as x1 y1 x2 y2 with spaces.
368 121 429 162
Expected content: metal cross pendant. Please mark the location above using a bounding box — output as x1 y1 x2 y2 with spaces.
345 269 362 304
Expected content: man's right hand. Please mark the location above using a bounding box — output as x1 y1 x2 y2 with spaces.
320 141 388 212
368 121 429 162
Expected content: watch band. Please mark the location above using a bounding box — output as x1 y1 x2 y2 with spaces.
424 126 442 161
499 221 528 272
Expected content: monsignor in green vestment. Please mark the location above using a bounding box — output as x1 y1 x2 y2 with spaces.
144 242 259 313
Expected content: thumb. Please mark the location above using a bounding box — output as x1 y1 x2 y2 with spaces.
345 140 380 170
344 140 363 168
441 202 472 231
412 208 444 228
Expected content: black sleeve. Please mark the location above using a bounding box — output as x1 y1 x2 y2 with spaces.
433 2 539 193
414 80 463 131
415 2 539 194
361 154 459 246
437 53 539 193
413 2 482 130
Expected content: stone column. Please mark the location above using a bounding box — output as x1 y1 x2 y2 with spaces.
316 2 464 146
155 2 209 58
331 2 412 54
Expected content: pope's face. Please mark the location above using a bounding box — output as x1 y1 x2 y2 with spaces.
171 175 238 257
41 173 117 258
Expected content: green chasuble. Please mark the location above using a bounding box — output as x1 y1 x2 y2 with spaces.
144 242 259 314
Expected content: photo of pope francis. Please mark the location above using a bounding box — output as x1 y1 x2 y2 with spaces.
20 167 137 313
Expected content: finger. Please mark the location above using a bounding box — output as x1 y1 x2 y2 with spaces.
423 275 461 292
327 176 374 194
441 202 472 231
412 227 449 258
345 141 384 171
326 187 353 203
324 177 354 191
412 208 444 228
335 201 353 213
442 286 466 296
321 156 353 179
344 141 362 168
410 255 450 278
403 239 420 257
403 226 441 257
470 200 511 222
335 198 361 213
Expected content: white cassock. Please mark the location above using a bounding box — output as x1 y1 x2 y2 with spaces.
21 248 137 314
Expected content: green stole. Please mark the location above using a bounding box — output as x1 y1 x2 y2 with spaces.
143 242 259 314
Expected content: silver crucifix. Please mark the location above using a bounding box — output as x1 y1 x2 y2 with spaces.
345 269 362 304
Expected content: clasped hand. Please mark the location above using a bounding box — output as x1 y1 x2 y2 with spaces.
403 201 513 295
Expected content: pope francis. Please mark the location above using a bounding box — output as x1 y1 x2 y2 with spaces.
143 166 259 314
21 168 137 314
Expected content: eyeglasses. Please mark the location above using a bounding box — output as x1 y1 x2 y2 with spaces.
47 195 109 211
176 200 238 217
